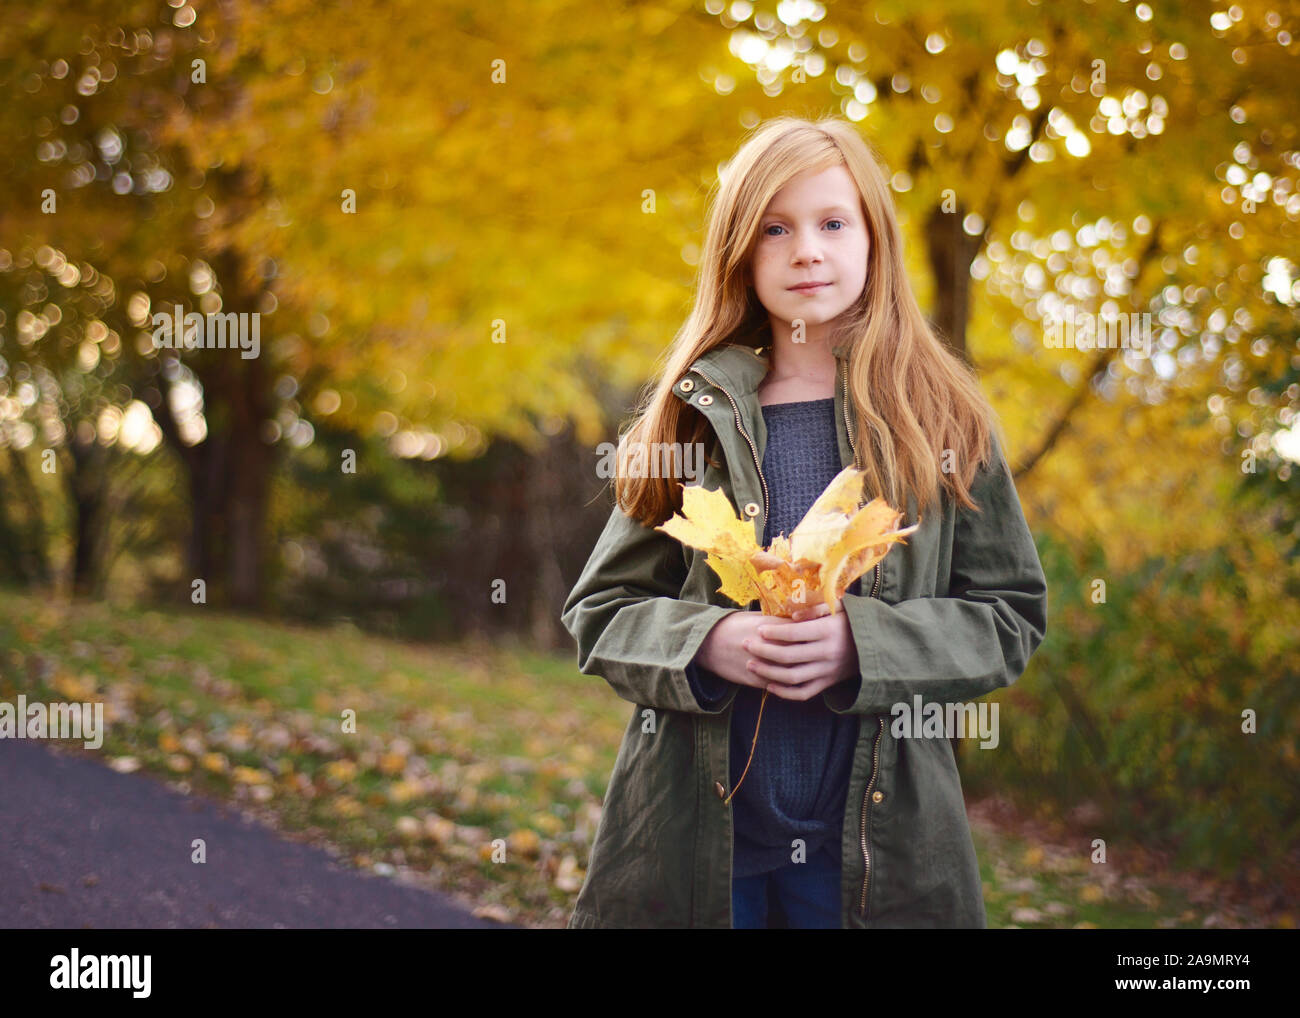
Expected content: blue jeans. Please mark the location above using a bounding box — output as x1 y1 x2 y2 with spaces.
732 844 842 929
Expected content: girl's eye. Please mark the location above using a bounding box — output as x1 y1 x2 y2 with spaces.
762 220 847 236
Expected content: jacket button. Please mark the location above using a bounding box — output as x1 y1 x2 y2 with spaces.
872 790 884 803
679 378 695 392
715 781 726 800
697 394 713 406
743 502 759 517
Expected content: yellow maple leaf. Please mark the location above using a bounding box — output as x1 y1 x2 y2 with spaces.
656 484 765 607
656 483 761 560
656 469 919 617
810 495 919 609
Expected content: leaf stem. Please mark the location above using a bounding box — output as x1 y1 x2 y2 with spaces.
723 687 769 805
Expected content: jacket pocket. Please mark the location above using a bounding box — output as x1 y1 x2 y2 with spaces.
863 730 987 928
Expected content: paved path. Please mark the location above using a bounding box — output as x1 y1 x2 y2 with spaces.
0 739 506 929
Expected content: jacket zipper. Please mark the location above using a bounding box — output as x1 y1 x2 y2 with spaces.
694 357 883 920
690 366 769 524
843 358 884 917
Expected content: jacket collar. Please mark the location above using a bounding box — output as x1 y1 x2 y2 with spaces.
685 339 852 398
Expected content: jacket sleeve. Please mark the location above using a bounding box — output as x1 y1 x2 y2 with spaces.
823 434 1048 715
685 659 731 707
561 501 743 714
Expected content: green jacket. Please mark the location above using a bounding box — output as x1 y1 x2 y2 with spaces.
560 341 1049 928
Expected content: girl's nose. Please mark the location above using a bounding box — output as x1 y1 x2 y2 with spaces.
793 240 824 264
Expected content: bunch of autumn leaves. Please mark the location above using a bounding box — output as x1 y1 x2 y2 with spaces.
656 467 919 801
657 465 918 617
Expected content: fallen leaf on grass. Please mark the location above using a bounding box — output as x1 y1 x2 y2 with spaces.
232 765 272 785
386 779 423 804
332 796 363 818
507 829 541 859
554 854 584 893
324 759 358 783
472 903 513 924
395 816 422 838
52 671 97 701
201 752 228 773
455 824 490 846
423 815 456 844
531 812 565 836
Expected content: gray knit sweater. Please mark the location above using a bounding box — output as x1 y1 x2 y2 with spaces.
685 397 862 878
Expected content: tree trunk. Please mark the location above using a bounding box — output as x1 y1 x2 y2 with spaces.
0 448 51 587
226 381 273 611
149 257 275 611
182 431 225 601
924 202 983 364
65 440 110 599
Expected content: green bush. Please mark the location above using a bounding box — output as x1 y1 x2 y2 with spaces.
962 530 1300 882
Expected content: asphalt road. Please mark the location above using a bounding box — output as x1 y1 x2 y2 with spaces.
0 738 506 929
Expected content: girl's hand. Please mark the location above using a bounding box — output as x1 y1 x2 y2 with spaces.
743 601 860 701
695 610 802 691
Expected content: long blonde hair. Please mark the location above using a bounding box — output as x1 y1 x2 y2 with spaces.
615 114 1001 528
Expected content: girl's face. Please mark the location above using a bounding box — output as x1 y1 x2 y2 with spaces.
750 164 870 341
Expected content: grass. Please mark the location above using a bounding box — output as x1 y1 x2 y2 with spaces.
0 584 1283 928
0 585 625 927
973 823 1202 929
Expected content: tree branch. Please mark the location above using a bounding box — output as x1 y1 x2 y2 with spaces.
1012 221 1167 479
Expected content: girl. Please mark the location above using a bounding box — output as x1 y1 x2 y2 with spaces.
560 115 1048 929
